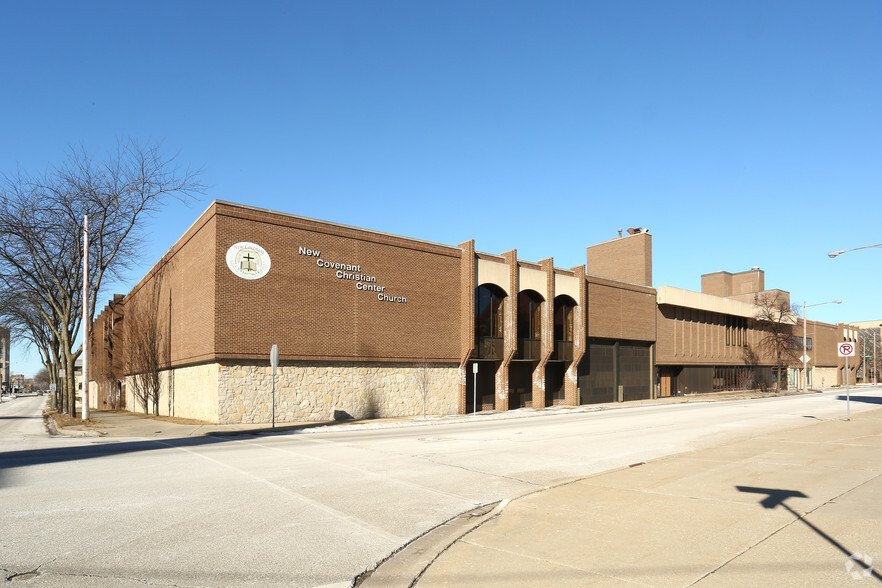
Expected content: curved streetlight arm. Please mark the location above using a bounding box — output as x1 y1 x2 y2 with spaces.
805 299 843 310
828 244 882 258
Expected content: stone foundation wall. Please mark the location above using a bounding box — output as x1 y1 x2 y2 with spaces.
217 361 460 424
814 367 838 389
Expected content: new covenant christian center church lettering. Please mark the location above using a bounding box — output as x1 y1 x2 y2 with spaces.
300 246 408 303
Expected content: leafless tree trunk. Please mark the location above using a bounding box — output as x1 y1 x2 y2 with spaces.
740 344 760 391
124 268 169 416
753 292 799 391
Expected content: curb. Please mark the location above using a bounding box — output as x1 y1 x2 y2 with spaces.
43 411 105 437
354 459 654 588
354 502 501 588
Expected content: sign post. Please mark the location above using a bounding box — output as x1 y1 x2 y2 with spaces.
472 363 478 414
270 344 279 428
838 342 856 420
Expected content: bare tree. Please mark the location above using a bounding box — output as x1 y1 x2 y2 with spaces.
739 344 760 391
0 288 64 408
753 292 799 391
33 367 50 390
124 269 168 415
0 139 203 416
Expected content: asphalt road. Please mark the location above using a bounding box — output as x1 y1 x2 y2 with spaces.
2 388 881 587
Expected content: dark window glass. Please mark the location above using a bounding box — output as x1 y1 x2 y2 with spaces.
517 290 542 360
475 285 505 358
553 298 575 361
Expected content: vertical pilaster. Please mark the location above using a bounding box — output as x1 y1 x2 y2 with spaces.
531 258 555 408
458 240 475 414
565 265 587 406
497 249 518 412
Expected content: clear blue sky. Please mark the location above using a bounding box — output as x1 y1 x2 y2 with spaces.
2 1 880 377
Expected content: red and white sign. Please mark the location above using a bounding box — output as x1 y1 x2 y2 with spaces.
838 342 856 357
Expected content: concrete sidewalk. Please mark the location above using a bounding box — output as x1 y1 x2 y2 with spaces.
360 406 882 587
51 386 832 439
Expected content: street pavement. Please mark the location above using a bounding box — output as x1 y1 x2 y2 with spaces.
3 387 881 587
362 396 882 587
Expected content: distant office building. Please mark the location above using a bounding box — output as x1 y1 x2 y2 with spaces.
10 373 25 392
87 201 858 424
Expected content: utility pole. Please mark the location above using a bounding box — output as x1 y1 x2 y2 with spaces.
82 215 89 420
802 300 842 392
873 325 882 385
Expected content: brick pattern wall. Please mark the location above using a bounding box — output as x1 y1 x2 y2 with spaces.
121 211 218 369
564 266 586 405
98 200 861 422
656 305 851 372
793 320 843 367
494 250 519 411
212 203 461 363
701 270 766 298
656 305 777 366
585 233 652 287
700 272 732 297
457 240 476 414
587 278 657 342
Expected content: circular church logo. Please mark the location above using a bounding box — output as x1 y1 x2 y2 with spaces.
226 242 271 280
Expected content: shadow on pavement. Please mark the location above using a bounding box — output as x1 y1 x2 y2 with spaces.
836 395 882 405
0 423 336 487
1 435 228 473
736 485 881 582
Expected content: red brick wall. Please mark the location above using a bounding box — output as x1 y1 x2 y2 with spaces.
587 277 656 342
117 208 217 370
793 320 841 367
585 233 652 287
212 203 462 363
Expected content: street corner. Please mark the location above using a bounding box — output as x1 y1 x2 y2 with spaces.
43 409 107 437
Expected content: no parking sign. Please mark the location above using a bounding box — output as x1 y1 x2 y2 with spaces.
838 342 855 421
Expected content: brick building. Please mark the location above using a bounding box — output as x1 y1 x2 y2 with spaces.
87 201 858 423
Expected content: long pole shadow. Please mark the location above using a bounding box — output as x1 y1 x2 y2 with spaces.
736 486 881 582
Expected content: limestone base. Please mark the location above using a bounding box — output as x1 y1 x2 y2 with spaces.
126 361 460 424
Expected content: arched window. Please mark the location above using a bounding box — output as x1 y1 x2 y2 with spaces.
517 290 543 360
475 285 505 359
553 296 576 361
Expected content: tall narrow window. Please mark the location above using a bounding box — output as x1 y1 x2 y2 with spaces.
553 296 576 361
517 290 543 360
475 285 505 359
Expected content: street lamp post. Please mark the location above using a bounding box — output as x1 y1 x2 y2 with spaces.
82 215 89 420
873 324 882 386
803 299 842 393
828 243 882 258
